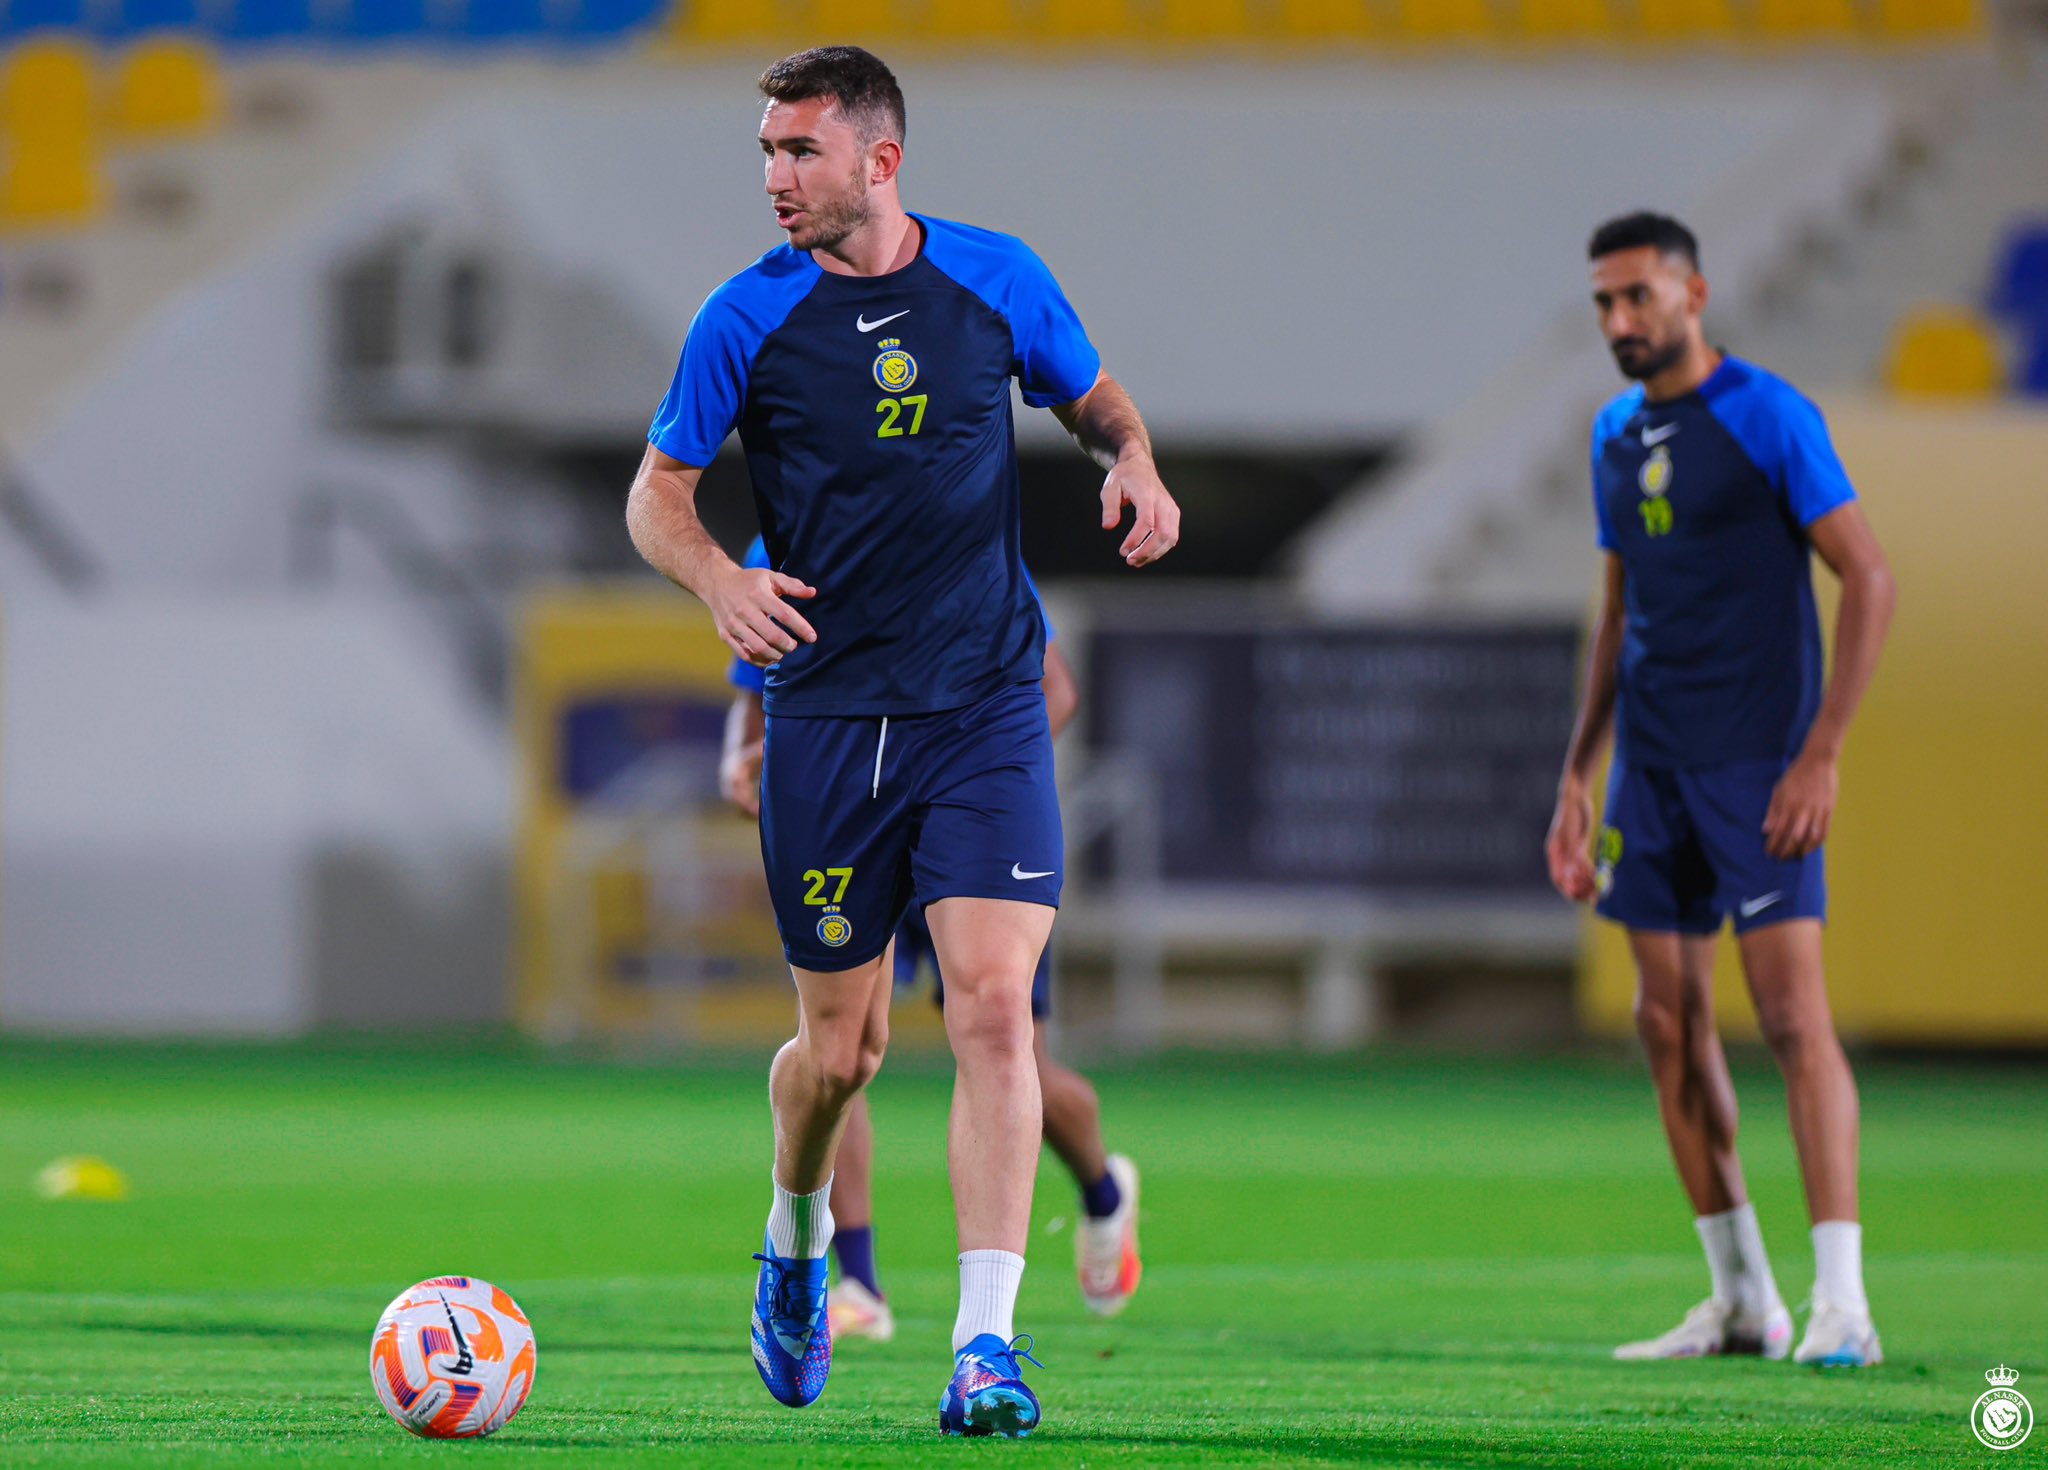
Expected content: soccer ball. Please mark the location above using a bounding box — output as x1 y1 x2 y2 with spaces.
369 1276 536 1438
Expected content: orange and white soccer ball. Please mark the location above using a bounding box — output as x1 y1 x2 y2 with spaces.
369 1276 536 1439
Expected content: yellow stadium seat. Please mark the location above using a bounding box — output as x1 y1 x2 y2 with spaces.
806 0 908 40
670 0 783 43
1040 0 1138 40
1391 0 1496 41
1514 0 1616 39
1 38 98 143
1872 0 1982 35
1753 0 1858 37
1161 0 1256 39
0 134 107 228
106 37 224 139
1272 0 1379 38
1632 0 1735 38
1884 305 2005 398
921 0 1014 39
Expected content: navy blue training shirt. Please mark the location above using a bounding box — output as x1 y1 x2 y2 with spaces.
1590 356 1857 769
649 213 1101 719
727 535 1056 695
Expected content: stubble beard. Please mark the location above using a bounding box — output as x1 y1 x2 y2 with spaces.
1612 334 1688 383
792 167 874 254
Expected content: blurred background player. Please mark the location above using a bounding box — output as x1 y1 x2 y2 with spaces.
719 534 1145 1342
625 47 1178 1436
1546 213 1897 1368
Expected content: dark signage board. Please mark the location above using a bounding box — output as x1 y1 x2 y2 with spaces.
1088 624 1579 893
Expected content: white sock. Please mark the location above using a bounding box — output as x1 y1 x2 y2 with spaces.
952 1249 1026 1353
767 1176 834 1259
1811 1220 1867 1313
1695 1203 1781 1315
1726 1202 1783 1314
1695 1210 1741 1308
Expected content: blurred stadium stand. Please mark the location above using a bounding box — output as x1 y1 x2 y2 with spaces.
3 7 2046 1043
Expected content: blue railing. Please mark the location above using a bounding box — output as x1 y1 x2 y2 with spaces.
0 0 669 46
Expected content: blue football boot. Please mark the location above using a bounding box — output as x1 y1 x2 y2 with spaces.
750 1238 832 1407
938 1333 1043 1438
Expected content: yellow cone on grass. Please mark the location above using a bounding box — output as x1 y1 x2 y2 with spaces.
36 1155 130 1201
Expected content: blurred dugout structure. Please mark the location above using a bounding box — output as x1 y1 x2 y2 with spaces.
3 3 2047 1046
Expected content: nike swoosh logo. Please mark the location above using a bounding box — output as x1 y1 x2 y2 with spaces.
1738 892 1783 919
438 1295 476 1376
1642 423 1681 446
856 310 909 333
1011 863 1055 881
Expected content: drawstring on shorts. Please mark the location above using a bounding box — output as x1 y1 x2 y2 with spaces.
871 716 889 799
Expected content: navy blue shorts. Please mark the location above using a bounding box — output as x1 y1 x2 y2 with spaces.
758 680 1062 972
892 904 1053 1019
1595 756 1826 936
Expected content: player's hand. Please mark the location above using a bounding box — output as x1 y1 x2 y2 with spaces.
1099 452 1180 568
1545 779 1599 904
1763 750 1837 860
708 564 817 668
719 735 764 819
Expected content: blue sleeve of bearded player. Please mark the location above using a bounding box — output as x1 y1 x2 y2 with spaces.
1007 246 1101 409
1708 371 1858 528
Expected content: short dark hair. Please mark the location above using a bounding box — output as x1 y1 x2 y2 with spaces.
759 46 905 146
1588 211 1700 270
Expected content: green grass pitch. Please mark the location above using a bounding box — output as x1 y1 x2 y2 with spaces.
0 1039 2040 1466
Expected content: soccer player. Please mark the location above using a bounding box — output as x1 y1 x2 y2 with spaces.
625 47 1178 1437
1546 213 1896 1367
719 534 1145 1344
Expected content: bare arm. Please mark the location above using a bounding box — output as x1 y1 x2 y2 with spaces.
624 445 817 667
1050 372 1180 568
719 689 766 819
1546 553 1627 903
1042 640 1079 739
1763 502 1897 859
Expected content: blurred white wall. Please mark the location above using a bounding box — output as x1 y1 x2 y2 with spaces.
0 595 508 1033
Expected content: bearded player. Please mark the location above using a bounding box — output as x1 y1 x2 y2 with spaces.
720 534 1144 1344
625 47 1178 1436
1546 213 1896 1367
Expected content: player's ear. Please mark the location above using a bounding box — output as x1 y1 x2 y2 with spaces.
869 137 902 188
1686 268 1710 317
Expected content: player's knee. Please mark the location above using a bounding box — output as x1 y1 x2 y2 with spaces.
1754 1001 1829 1068
804 1018 885 1100
1632 990 1685 1063
944 981 1034 1060
812 1042 881 1101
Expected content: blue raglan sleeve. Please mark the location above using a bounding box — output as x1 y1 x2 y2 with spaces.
1770 390 1858 528
1008 247 1102 409
1589 404 1627 552
727 536 771 695
649 289 750 467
